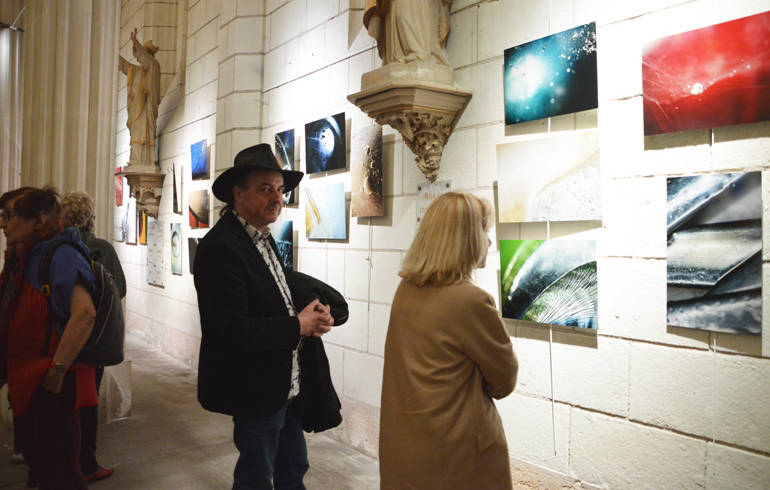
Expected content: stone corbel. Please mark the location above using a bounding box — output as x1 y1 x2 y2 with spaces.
349 82 471 182
121 166 165 218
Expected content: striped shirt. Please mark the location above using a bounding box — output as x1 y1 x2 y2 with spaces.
235 212 300 399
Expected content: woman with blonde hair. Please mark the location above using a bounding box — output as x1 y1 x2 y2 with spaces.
379 192 518 490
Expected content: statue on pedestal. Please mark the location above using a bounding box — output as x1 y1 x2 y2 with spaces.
119 28 161 169
117 28 165 218
364 0 452 66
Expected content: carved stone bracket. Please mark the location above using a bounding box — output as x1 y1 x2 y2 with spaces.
120 166 165 219
348 82 471 182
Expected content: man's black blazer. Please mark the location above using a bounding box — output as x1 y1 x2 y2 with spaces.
194 211 304 418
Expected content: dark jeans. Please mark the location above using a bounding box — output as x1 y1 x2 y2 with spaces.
79 365 104 475
232 399 308 490
19 372 87 490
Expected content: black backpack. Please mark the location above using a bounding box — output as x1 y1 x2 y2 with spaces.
38 240 125 366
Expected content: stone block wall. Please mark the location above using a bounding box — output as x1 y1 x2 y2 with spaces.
116 0 770 486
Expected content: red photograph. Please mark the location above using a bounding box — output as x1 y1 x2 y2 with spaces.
642 10 770 135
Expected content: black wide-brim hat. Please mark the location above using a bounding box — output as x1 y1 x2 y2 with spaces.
212 143 304 202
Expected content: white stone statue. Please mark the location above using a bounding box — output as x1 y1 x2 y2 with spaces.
119 28 161 168
364 0 452 66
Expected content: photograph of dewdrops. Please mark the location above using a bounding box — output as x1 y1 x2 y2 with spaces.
351 125 384 217
504 22 597 125
643 10 770 135
275 129 297 205
666 172 761 335
305 113 346 174
500 240 598 329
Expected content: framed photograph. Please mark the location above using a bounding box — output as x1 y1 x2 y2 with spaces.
351 125 384 217
191 140 209 180
125 197 137 245
170 222 182 276
504 22 597 125
189 189 210 229
305 113 346 174
275 129 297 205
305 182 346 240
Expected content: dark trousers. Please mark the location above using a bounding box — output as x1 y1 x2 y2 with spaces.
232 399 309 490
79 365 103 475
20 372 87 490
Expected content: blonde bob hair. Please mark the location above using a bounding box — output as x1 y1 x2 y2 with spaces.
61 191 95 233
400 192 493 287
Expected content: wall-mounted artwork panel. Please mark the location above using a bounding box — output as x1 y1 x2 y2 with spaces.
173 162 183 215
305 182 346 240
643 10 770 135
305 113 346 174
189 189 210 229
497 130 600 223
115 167 123 207
666 172 761 335
351 125 384 217
170 223 182 276
191 140 209 180
504 22 597 125
188 237 200 274
125 197 137 245
271 221 293 270
275 129 297 205
138 209 148 245
500 240 598 329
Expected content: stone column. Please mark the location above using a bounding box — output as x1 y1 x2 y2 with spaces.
21 0 120 237
0 0 24 195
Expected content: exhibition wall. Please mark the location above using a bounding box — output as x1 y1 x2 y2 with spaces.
114 0 770 487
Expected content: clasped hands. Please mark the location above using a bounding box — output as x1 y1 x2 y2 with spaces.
298 299 334 337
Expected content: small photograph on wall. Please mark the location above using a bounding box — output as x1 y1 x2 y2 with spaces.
172 162 183 215
113 211 124 243
305 182 346 240
271 221 293 270
666 171 761 335
191 139 209 180
188 237 200 274
500 240 597 329
189 189 210 229
146 219 165 287
643 10 770 135
504 22 597 125
351 125 384 217
138 209 148 245
497 130 601 223
170 222 182 276
275 129 297 205
125 198 137 245
115 167 123 207
305 113 346 174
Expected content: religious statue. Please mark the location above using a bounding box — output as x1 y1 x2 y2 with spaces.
119 28 161 168
363 0 452 66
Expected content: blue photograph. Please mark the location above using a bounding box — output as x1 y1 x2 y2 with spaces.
504 22 597 125
271 221 294 270
305 113 346 174
275 129 297 204
191 139 208 180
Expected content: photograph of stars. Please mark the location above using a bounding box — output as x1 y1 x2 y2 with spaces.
642 11 770 135
504 22 597 125
275 129 297 205
497 130 601 223
666 172 761 335
500 239 598 329
305 113 346 174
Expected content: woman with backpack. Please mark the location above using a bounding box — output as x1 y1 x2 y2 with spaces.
0 187 97 489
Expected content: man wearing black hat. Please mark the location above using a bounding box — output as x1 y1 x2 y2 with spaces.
193 143 335 489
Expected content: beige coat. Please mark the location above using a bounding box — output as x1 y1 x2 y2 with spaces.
380 279 518 490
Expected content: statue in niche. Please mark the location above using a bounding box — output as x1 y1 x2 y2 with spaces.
364 0 452 66
119 28 161 168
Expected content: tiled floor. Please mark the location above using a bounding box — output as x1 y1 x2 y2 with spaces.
0 335 379 489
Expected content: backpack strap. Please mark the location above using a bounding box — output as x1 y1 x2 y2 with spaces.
38 239 93 357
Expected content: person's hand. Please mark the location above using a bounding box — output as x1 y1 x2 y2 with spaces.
41 370 64 394
298 299 334 337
